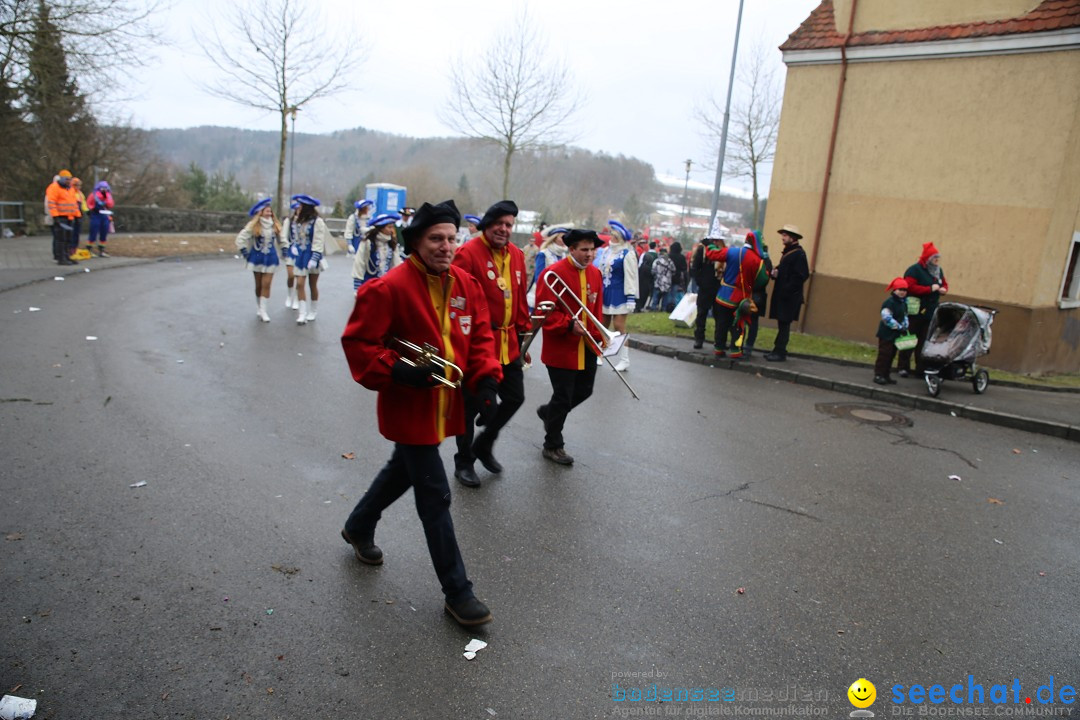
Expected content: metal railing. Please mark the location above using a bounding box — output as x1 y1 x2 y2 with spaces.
0 202 26 235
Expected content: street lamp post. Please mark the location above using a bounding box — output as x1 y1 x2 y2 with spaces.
681 158 693 227
288 107 298 207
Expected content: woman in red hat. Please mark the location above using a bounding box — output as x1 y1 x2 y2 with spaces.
899 242 949 376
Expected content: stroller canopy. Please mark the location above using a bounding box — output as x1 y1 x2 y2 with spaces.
921 302 996 365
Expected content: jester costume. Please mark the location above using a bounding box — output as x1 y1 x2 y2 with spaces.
705 232 769 357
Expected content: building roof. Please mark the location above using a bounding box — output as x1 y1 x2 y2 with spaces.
780 0 1080 51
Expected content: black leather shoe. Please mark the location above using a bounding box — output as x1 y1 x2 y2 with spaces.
542 447 574 465
341 528 383 565
898 369 910 378
472 442 503 474
764 352 786 362
444 596 492 626
692 341 703 349
454 466 481 487
873 375 888 385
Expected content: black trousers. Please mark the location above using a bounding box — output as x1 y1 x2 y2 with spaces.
51 221 70 261
542 357 598 450
712 305 736 352
694 291 717 344
874 337 898 378
344 443 472 602
454 361 525 470
773 320 792 356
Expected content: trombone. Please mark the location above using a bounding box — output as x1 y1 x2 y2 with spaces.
543 273 640 400
387 337 464 389
518 301 556 369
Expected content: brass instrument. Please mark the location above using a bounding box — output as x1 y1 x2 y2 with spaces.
542 273 640 400
388 337 464 389
518 301 556 369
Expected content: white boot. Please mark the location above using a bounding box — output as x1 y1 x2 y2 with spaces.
613 341 630 372
287 287 297 309
296 300 307 325
258 297 271 323
306 300 317 322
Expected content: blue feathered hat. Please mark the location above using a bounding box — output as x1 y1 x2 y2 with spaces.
608 220 632 242
370 212 401 228
248 197 272 216
355 199 373 211
291 194 320 207
464 214 482 226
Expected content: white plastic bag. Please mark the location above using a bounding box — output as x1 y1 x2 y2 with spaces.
668 292 698 328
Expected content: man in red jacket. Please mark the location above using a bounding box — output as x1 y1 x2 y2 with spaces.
340 199 502 627
535 229 606 466
450 200 531 488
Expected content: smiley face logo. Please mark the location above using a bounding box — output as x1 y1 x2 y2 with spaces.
848 679 876 709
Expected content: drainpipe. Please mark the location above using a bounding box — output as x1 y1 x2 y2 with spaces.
800 0 860 333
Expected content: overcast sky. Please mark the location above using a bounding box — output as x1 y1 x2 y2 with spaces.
122 0 821 196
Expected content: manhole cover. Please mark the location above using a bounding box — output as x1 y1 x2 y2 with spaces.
850 408 895 422
816 402 913 427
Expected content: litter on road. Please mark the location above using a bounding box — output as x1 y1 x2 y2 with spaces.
28 307 40 312
129 481 147 488
948 475 962 482
86 336 97 341
463 638 488 660
0 694 37 720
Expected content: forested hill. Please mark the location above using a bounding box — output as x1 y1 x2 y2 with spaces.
149 126 659 219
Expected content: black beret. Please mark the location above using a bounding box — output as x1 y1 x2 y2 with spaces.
478 200 518 230
402 200 461 254
564 229 605 248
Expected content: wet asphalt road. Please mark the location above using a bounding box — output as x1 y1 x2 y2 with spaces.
1 257 1078 719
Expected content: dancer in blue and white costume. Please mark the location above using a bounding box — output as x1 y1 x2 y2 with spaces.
281 201 300 310
286 194 328 325
596 220 638 371
350 212 402 291
235 197 282 322
344 199 374 258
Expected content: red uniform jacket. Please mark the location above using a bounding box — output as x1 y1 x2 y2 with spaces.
452 235 530 365
341 255 503 445
537 257 605 370
705 245 762 308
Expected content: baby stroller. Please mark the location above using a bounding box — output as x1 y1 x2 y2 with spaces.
921 302 997 397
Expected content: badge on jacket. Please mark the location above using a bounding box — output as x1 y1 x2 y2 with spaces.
450 296 466 310
459 315 472 335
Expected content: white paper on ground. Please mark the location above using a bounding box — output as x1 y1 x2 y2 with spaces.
0 694 37 720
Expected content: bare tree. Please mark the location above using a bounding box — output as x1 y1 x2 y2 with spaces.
440 8 580 200
196 0 363 213
1 0 165 96
695 43 781 229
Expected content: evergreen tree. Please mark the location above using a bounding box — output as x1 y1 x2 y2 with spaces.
21 1 96 192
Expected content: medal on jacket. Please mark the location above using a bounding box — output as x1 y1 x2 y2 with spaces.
487 270 496 280
496 277 508 291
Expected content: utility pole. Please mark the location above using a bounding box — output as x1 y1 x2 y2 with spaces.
707 0 746 233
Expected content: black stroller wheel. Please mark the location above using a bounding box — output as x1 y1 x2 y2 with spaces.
973 369 989 394
925 373 942 397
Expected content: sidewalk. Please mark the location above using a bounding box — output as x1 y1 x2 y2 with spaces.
0 235 157 292
629 334 1080 443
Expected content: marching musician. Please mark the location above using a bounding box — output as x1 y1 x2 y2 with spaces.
340 199 502 627
535 229 606 466
450 200 530 488
596 220 638 371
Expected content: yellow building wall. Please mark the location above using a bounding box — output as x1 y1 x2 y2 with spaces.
833 0 1041 35
766 50 1080 309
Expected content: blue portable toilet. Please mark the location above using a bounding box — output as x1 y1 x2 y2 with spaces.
365 183 407 216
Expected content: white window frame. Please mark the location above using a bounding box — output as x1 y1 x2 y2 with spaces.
1060 231 1080 309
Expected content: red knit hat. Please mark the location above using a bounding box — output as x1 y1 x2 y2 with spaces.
919 242 940 265
887 277 909 292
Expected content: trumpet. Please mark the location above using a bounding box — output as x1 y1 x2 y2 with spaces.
543 273 640 400
387 337 464 389
518 300 556 369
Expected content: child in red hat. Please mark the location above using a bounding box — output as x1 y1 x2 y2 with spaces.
874 277 910 385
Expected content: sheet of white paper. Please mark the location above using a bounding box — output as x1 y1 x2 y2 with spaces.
602 332 627 358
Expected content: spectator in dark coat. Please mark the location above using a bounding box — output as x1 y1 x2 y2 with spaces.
690 239 722 349
764 224 810 362
637 242 657 311
668 241 687 311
